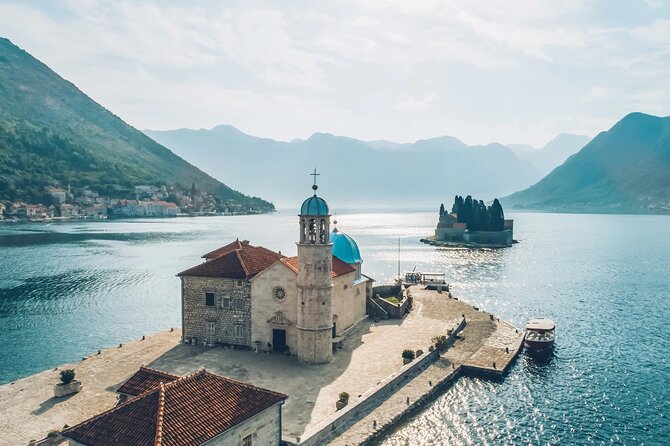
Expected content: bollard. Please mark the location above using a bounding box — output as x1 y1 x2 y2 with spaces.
493 362 496 369
98 350 101 355
142 335 145 341
406 397 410 404
170 327 174 332
429 380 432 386
119 343 123 348
452 363 455 369
373 420 377 429
506 347 509 354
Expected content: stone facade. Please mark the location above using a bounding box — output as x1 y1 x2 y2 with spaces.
251 262 300 354
202 404 283 446
296 240 334 364
181 276 252 347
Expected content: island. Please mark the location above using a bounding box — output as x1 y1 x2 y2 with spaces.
422 195 515 248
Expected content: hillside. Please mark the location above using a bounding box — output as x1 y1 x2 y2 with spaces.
508 133 591 176
145 126 541 209
503 113 670 214
0 38 272 211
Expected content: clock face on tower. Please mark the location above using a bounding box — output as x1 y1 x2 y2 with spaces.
273 286 286 302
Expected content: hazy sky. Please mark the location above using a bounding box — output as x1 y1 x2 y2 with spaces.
1 0 669 146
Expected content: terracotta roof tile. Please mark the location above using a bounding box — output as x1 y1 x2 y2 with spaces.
117 366 180 397
280 255 356 278
178 241 281 280
62 370 288 446
201 239 248 260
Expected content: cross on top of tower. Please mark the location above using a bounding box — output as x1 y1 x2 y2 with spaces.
310 168 320 193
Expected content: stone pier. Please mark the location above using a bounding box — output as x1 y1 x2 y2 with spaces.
0 288 523 446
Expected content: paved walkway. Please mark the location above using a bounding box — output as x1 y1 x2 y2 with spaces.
326 289 524 445
0 329 181 446
0 289 522 446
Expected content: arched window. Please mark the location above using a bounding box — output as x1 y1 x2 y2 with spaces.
319 219 327 244
308 219 316 244
301 219 307 243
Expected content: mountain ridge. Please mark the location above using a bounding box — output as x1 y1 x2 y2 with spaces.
503 112 670 214
0 38 273 211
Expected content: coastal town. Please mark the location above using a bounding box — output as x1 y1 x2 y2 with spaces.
0 183 260 222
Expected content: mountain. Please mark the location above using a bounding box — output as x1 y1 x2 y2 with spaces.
0 38 272 211
508 133 591 176
145 126 540 210
503 113 670 214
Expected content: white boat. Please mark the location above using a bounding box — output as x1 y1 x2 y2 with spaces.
524 318 556 352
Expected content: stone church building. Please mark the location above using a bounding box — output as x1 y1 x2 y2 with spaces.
178 180 372 364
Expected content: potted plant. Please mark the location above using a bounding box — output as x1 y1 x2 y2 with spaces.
54 369 82 397
402 349 416 365
415 349 424 357
336 391 350 410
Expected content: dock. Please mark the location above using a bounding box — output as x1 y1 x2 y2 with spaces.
0 289 523 446
325 288 524 445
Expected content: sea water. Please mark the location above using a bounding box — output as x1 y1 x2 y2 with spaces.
0 212 668 444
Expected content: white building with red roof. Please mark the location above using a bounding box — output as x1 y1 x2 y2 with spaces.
177 174 372 364
62 369 287 446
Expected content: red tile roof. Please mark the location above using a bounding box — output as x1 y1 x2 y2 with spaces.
62 369 287 446
280 255 356 278
178 241 282 280
117 366 180 397
201 239 248 260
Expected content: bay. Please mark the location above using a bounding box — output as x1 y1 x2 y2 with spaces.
0 211 668 444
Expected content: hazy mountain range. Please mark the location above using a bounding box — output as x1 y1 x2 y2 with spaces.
503 113 670 214
0 38 272 211
507 133 591 176
145 127 587 210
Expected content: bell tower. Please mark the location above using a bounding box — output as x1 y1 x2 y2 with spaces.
296 169 333 364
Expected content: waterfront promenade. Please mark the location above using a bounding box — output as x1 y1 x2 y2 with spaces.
0 289 522 446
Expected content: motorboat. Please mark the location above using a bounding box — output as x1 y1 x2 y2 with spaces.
524 318 555 352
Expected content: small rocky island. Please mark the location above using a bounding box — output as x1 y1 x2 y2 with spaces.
422 195 515 248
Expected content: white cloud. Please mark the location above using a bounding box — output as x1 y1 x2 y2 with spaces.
0 0 668 146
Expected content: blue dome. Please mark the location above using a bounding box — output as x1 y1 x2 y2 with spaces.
331 230 362 264
300 195 329 215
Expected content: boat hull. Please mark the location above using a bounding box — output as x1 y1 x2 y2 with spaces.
523 338 554 352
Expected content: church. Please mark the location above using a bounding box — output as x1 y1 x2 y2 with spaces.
178 175 373 364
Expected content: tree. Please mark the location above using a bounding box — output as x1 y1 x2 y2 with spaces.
490 198 505 231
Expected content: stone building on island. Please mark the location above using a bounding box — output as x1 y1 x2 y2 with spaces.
178 175 372 364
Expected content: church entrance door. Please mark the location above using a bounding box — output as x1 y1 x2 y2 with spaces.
272 329 286 352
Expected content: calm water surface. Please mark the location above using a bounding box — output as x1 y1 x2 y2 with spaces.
0 211 668 445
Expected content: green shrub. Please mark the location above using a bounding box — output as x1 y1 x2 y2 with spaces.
59 369 75 385
339 392 349 402
432 335 448 351
401 349 416 360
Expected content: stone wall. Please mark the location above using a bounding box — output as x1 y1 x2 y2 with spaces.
370 295 410 319
181 276 252 347
294 317 466 446
204 404 283 446
464 229 513 246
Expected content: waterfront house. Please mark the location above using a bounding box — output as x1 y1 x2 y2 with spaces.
61 369 287 446
49 187 67 204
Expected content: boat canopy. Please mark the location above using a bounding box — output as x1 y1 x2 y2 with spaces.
526 318 555 331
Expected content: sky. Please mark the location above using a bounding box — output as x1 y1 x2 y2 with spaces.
0 0 669 146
